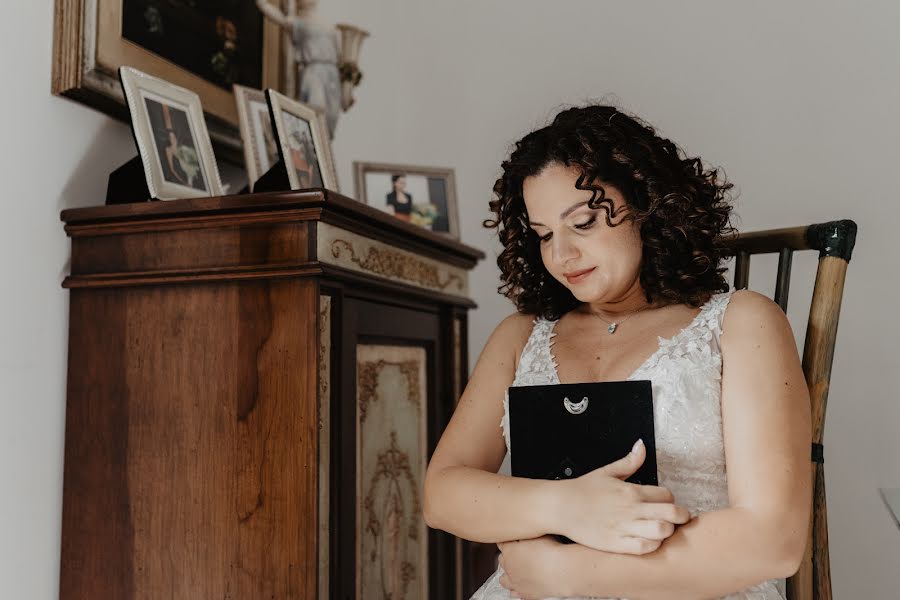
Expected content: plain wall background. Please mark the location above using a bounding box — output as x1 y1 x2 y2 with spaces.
2 0 897 597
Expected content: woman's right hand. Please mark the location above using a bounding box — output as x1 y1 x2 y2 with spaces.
554 439 692 555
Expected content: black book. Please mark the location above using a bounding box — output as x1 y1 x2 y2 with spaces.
508 380 658 543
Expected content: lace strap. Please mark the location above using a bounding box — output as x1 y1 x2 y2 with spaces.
705 289 737 335
511 317 558 383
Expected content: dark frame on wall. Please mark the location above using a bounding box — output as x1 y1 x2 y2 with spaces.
52 0 289 159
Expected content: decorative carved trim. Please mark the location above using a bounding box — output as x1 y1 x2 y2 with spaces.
317 295 331 600
362 430 422 597
357 359 422 424
317 222 469 297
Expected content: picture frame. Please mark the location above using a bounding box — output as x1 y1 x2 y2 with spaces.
233 85 280 192
265 89 339 192
119 66 224 200
353 162 460 239
51 0 286 156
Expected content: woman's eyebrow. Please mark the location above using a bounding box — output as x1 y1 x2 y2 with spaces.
528 201 589 227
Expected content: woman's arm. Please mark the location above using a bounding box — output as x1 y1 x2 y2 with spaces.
255 0 292 29
555 290 812 599
425 314 691 548
424 313 565 543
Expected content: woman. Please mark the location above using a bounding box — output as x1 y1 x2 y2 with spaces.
423 105 811 599
386 174 414 222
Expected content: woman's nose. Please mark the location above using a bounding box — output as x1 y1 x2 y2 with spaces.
552 234 580 264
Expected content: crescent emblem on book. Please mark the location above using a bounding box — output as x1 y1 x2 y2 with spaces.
563 396 589 415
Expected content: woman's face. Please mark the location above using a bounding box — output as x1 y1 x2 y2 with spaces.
393 176 406 192
522 163 644 303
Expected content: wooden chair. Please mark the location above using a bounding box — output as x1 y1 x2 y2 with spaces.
725 219 858 600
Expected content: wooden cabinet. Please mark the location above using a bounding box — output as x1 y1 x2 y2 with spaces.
59 190 483 599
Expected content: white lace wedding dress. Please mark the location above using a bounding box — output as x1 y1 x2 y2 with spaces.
471 290 786 600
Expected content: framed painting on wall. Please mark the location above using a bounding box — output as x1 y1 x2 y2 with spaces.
51 0 288 156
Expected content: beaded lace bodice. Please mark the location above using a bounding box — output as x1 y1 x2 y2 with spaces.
472 289 786 600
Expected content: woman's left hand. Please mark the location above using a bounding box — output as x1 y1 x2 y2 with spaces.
497 535 569 599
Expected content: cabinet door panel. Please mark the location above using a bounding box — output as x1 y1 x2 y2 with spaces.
329 297 457 600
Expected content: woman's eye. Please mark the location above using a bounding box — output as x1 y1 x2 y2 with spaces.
574 216 597 230
538 232 552 243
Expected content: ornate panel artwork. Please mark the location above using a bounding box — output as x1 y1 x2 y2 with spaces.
318 222 469 298
356 345 428 600
318 295 331 600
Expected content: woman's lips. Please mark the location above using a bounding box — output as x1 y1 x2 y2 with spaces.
564 267 595 284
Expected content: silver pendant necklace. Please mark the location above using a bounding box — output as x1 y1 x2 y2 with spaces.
591 303 652 334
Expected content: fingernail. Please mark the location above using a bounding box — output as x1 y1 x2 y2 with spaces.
631 439 644 454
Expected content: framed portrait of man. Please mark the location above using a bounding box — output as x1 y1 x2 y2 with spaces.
265 89 338 192
353 162 460 239
52 0 288 154
119 66 224 200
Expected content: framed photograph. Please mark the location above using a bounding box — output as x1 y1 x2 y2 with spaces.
266 89 339 191
52 0 287 153
353 162 460 238
119 66 224 199
234 85 280 191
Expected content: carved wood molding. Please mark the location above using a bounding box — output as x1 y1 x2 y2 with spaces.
318 222 469 298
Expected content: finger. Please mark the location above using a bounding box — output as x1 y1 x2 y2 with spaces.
622 519 675 541
634 484 674 503
638 502 692 524
597 439 646 479
616 535 663 555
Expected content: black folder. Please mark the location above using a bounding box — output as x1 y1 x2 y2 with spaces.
508 380 658 543
509 379 657 484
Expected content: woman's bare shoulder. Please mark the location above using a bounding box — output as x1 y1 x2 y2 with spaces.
490 311 539 370
721 289 788 334
720 289 800 366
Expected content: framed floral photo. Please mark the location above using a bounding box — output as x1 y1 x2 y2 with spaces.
265 89 338 191
353 162 460 239
52 0 286 154
119 66 224 199
234 85 280 191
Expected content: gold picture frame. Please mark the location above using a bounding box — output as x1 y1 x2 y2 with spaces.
52 0 287 156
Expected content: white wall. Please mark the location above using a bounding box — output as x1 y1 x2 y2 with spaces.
2 0 897 597
0 2 138 598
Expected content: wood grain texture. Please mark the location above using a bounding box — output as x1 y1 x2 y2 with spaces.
51 0 84 94
61 280 318 599
60 190 485 268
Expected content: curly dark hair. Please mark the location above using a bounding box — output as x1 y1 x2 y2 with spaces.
483 104 737 320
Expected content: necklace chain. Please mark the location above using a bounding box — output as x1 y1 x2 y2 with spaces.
590 303 652 334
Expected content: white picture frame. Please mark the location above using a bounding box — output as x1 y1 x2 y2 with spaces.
118 66 224 200
233 84 280 192
265 89 339 192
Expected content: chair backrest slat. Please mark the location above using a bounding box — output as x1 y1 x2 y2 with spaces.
774 248 794 311
723 219 856 600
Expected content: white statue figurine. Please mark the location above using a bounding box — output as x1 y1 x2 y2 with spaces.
256 0 366 138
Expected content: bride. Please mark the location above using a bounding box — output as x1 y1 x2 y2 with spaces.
423 105 811 599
